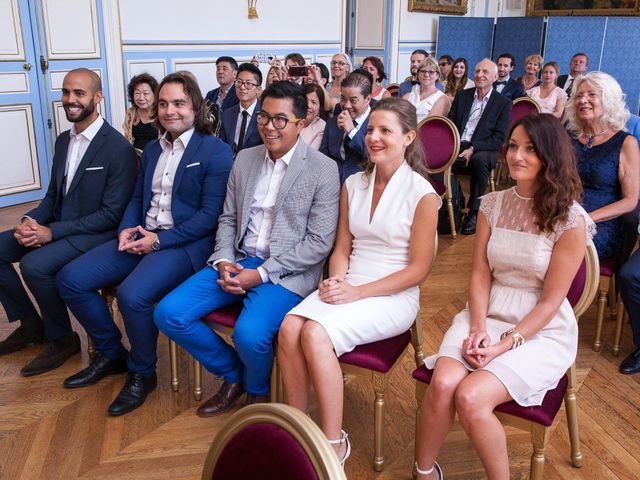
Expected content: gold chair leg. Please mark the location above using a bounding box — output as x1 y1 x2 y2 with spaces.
270 356 281 403
609 276 617 319
489 169 495 192
372 372 387 472
613 303 626 357
447 197 457 240
87 335 95 359
194 358 202 401
593 278 609 352
169 339 179 392
565 365 582 467
530 424 550 480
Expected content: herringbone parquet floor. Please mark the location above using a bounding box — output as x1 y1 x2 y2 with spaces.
1 201 639 479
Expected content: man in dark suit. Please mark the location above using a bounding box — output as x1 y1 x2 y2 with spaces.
320 69 373 183
448 58 511 235
558 53 589 98
219 63 263 156
399 49 428 97
56 72 233 416
204 56 239 112
494 53 525 100
0 69 136 373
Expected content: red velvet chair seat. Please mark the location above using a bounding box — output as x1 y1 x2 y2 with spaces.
202 303 243 328
211 423 318 480
339 330 411 373
599 257 615 277
412 365 568 427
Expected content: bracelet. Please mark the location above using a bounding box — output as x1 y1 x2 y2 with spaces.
500 328 525 349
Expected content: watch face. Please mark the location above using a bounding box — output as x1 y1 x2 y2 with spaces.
152 239 160 251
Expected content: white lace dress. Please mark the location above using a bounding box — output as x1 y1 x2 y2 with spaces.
424 188 595 406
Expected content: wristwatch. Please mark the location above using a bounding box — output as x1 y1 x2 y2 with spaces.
152 234 160 251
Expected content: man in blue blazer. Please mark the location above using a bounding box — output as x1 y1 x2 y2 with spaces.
56 72 233 416
320 69 373 183
219 63 263 156
0 69 136 373
494 53 525 100
204 56 239 112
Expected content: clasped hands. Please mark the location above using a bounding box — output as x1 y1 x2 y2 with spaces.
14 217 52 248
216 261 262 295
462 331 500 369
337 110 356 134
118 226 157 255
319 275 361 305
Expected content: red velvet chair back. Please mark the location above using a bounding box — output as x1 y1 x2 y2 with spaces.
510 97 541 131
417 115 460 173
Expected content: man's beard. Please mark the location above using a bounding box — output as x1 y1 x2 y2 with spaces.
64 98 95 123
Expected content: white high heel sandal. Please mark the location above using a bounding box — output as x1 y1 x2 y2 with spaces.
415 460 443 479
328 429 351 466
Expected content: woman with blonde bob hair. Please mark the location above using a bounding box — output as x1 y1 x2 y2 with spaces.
403 57 450 122
518 54 543 91
565 71 640 260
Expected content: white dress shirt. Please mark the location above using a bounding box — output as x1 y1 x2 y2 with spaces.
65 115 104 193
561 75 576 91
233 100 258 146
145 128 194 230
495 76 510 94
461 88 492 143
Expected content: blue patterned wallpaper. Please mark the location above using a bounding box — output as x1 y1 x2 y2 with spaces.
436 17 494 74
493 17 545 79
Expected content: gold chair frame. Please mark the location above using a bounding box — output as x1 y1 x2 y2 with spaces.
201 403 347 480
417 116 461 239
414 240 599 480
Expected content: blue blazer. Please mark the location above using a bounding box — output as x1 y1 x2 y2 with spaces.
493 77 525 100
319 112 370 184
219 101 263 154
25 120 136 252
119 131 233 270
205 85 239 112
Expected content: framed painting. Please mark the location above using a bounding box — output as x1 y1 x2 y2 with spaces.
408 0 468 15
527 0 640 16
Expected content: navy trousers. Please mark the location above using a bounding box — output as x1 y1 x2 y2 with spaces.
0 228 82 340
618 249 640 348
154 256 302 396
56 239 195 375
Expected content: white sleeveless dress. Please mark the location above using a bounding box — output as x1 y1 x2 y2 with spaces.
289 162 440 356
407 84 447 123
425 188 595 406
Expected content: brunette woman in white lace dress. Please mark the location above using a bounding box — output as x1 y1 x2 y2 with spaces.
415 113 595 480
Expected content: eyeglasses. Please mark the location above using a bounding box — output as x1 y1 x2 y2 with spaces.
256 112 303 130
331 60 348 67
418 70 438 76
439 63 448 67
234 79 259 90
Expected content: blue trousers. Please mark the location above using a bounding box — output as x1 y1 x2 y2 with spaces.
56 239 195 375
154 256 302 396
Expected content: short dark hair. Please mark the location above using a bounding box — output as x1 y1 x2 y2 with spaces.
362 56 387 82
260 80 308 119
497 53 516 69
438 54 454 65
411 49 429 57
285 53 305 66
216 56 238 70
312 62 330 82
304 83 327 120
342 68 373 97
571 52 589 65
127 73 159 105
237 62 263 85
154 71 213 135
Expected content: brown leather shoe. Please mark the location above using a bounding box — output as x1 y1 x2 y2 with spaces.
246 394 269 405
196 382 244 417
20 332 81 377
0 324 45 356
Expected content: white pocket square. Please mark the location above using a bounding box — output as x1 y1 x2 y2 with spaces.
186 162 200 168
85 166 104 171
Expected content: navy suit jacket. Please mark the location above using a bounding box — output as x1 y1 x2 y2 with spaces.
219 101 263 154
493 77 525 100
448 88 511 153
205 85 239 112
119 131 233 270
25 119 136 252
319 111 370 184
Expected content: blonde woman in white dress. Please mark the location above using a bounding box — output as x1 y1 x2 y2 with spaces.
415 113 594 480
403 57 450 123
278 98 440 465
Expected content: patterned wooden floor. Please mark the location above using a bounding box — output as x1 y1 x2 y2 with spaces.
0 201 639 479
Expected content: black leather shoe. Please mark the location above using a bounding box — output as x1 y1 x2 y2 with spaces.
108 372 157 416
461 211 478 235
20 332 80 377
63 351 128 388
0 324 45 356
619 348 640 374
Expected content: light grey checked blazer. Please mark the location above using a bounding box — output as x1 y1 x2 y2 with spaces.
208 140 340 297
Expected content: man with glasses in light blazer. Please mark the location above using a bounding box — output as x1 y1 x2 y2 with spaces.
155 81 340 417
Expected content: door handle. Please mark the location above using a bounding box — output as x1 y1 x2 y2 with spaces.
23 63 32 71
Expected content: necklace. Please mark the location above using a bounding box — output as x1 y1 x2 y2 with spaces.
583 129 609 150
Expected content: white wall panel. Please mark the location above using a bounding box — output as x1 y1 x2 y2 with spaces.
0 72 29 94
398 0 440 43
354 0 386 49
41 0 101 59
0 105 41 195
0 0 25 61
49 68 102 90
120 0 342 43
127 61 166 82
172 59 217 97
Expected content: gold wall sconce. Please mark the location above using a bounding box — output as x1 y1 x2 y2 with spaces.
248 0 258 18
